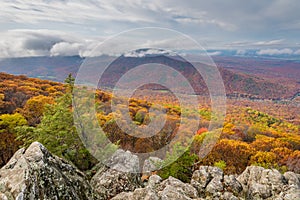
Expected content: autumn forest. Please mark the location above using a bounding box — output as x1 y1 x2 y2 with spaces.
0 71 299 183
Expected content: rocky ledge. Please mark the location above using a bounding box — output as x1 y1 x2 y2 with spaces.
0 142 299 200
0 142 97 200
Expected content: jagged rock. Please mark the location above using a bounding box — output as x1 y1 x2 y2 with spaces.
143 157 163 174
3 143 300 200
284 171 300 189
105 149 140 173
159 185 194 200
190 166 212 195
116 165 300 200
0 142 97 200
112 175 198 200
148 174 163 188
91 168 142 199
191 166 224 198
111 188 159 200
109 192 134 200
224 175 243 195
91 149 142 199
111 175 162 200
158 176 198 199
237 166 300 200
205 176 223 197
279 172 300 200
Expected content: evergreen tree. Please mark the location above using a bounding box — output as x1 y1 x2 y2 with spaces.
158 143 198 183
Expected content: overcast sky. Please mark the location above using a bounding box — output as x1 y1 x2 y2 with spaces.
0 0 300 58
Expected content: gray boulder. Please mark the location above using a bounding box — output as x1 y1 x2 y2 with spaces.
223 175 243 196
112 175 198 200
105 149 140 173
191 166 242 199
284 171 300 189
2 143 300 200
0 142 97 200
237 166 300 200
191 166 225 198
111 175 163 200
110 165 300 200
143 157 163 175
158 176 198 199
91 149 142 199
111 188 159 200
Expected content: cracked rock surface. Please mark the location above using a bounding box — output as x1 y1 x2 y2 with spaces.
0 142 97 200
1 143 300 200
113 166 300 200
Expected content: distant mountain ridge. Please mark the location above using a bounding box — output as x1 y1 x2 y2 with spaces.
0 55 298 99
0 56 83 82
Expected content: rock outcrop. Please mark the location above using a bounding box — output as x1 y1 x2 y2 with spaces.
90 149 142 199
237 166 300 199
1 143 300 200
113 166 300 200
191 166 243 199
0 142 97 200
112 175 198 200
143 157 163 175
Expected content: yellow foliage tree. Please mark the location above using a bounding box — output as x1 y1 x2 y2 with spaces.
21 95 54 126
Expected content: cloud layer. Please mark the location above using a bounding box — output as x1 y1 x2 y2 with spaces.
0 29 299 58
0 29 101 58
0 1 299 57
257 48 300 56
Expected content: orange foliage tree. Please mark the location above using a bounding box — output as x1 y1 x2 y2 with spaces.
199 139 255 174
20 95 54 126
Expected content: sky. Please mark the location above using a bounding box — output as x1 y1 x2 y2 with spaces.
0 0 300 58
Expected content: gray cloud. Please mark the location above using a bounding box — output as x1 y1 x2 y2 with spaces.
256 48 294 56
225 39 286 48
253 39 285 46
50 42 83 56
0 29 297 58
0 0 299 57
0 29 99 58
0 28 208 58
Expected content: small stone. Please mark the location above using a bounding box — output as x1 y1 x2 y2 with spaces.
147 175 162 188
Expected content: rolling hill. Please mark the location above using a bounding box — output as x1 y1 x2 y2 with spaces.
0 53 299 100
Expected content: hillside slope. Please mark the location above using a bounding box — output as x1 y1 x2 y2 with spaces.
0 55 298 99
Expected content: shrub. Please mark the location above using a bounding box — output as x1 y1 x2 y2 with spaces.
158 143 198 183
214 160 227 170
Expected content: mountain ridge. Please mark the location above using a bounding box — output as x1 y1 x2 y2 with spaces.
0 55 298 99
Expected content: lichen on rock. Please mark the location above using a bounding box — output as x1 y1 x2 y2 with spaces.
0 142 97 200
